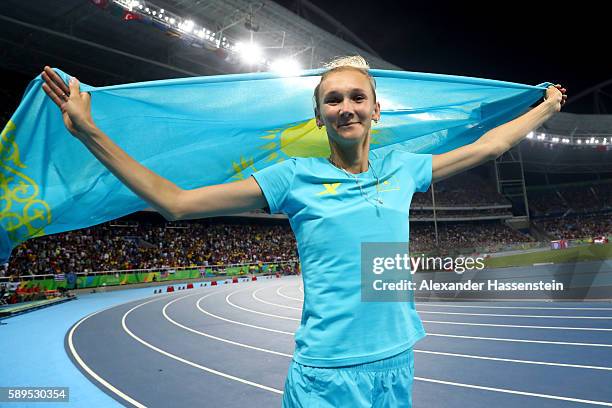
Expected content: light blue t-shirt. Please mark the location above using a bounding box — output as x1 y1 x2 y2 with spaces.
252 149 432 367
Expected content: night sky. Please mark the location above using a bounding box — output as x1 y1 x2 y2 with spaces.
276 0 610 113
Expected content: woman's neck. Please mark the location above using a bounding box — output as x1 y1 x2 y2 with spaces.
328 138 370 174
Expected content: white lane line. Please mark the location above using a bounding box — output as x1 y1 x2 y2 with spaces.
228 284 612 332
67 306 148 408
198 285 612 371
417 350 612 371
226 288 300 321
121 296 283 394
414 377 612 406
257 289 612 320
425 333 612 348
423 320 612 331
414 296 607 302
276 285 304 302
197 291 295 335
192 284 612 406
162 293 292 358
254 286 301 310
417 303 612 311
418 310 612 319
211 285 612 346
274 293 612 312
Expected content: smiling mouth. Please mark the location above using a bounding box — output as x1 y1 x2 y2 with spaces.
339 122 359 128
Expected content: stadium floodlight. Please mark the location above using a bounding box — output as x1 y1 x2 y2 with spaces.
270 58 302 76
604 138 609 144
235 41 264 64
577 139 582 144
110 0 246 63
179 19 195 33
562 138 570 144
552 137 559 143
526 131 534 139
537 134 546 140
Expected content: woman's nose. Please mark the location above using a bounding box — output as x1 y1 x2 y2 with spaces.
339 101 354 116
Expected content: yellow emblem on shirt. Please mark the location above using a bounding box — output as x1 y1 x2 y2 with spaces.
377 176 401 193
317 183 341 195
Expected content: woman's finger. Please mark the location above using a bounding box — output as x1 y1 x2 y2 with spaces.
43 66 70 96
42 72 69 103
42 83 64 108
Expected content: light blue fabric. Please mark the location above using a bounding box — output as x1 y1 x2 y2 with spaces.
252 149 431 367
0 67 551 261
282 347 415 408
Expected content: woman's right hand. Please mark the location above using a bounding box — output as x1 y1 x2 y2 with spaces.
41 66 96 138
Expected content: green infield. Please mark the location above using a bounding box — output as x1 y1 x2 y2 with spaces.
485 242 612 268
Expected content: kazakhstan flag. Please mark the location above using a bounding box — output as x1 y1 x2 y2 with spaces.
0 68 551 261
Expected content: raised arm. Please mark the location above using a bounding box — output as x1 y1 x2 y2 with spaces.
41 66 267 221
431 84 567 183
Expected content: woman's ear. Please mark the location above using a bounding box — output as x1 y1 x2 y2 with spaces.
372 101 381 122
315 109 323 128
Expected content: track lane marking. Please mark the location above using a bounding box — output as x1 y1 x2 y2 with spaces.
121 294 283 394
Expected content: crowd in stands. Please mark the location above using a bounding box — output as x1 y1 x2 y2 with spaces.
410 208 513 219
3 221 297 277
409 222 533 254
528 183 612 216
412 176 510 207
535 213 612 240
1 217 539 278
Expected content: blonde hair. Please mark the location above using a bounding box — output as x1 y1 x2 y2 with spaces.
313 55 377 113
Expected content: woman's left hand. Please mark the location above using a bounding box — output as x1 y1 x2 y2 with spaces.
545 84 568 112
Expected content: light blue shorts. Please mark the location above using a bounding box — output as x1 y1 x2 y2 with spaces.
281 347 414 408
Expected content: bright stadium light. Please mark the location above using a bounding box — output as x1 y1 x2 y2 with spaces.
552 137 559 143
562 138 570 143
270 58 302 76
180 19 195 33
235 41 264 64
526 132 534 139
577 139 582 144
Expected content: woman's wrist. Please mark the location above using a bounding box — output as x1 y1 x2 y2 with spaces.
74 121 100 142
539 97 559 116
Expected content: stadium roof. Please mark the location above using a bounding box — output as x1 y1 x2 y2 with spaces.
541 112 612 137
0 0 398 85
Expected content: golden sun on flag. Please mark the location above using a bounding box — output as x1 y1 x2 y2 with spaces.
230 119 388 179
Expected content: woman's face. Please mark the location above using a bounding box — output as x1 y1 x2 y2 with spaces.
317 70 380 145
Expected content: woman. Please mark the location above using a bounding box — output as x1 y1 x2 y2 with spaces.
41 57 566 407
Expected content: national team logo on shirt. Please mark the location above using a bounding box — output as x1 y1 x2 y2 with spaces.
316 182 341 195
377 176 401 193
